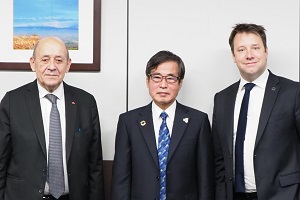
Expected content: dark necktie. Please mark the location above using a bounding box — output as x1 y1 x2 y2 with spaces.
45 94 65 199
158 112 170 200
235 83 255 192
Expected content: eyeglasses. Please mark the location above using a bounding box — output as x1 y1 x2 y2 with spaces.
148 74 180 84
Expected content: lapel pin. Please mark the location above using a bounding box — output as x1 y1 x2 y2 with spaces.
72 101 76 105
140 120 146 126
271 87 276 91
183 118 189 123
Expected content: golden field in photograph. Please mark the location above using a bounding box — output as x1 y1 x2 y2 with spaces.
13 35 40 50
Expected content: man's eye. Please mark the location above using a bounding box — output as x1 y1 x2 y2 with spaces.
152 75 161 80
166 76 176 81
41 58 49 62
56 59 63 63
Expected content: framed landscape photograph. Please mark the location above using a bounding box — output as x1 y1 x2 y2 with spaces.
0 0 101 71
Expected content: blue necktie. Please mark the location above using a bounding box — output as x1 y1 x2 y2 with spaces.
235 83 255 192
45 94 65 199
158 112 170 200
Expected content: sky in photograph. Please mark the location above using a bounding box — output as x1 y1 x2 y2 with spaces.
14 0 78 29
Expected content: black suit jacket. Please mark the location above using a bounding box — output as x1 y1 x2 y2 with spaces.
0 80 104 200
111 102 214 200
212 71 300 200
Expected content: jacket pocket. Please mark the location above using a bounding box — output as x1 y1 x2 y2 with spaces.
268 112 290 123
279 171 300 187
6 174 22 180
185 194 196 200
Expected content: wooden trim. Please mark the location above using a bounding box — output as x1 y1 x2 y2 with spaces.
103 160 113 200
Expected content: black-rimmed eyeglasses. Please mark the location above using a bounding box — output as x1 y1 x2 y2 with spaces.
148 74 180 84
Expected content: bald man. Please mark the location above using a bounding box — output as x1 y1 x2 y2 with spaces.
0 37 104 200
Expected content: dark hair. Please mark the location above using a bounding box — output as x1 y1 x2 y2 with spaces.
145 50 185 81
229 23 267 53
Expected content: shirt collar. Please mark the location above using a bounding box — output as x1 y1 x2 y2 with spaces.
37 81 64 100
239 69 269 91
152 100 177 121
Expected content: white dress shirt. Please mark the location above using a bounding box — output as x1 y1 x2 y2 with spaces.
233 69 269 192
37 82 69 194
152 101 176 148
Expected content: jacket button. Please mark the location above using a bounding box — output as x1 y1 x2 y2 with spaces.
38 189 43 194
156 176 160 181
43 167 47 172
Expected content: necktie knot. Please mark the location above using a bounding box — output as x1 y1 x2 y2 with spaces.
160 112 168 121
45 94 58 104
244 83 255 92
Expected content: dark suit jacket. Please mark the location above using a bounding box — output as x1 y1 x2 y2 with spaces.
212 71 300 200
111 102 214 200
0 80 104 200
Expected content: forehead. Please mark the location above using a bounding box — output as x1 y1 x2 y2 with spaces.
151 61 179 74
234 32 264 46
35 39 67 58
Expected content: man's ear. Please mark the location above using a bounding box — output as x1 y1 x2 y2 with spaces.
66 58 72 72
146 76 150 88
30 57 36 72
231 52 236 63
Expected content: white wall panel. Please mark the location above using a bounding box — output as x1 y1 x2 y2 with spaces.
128 0 299 123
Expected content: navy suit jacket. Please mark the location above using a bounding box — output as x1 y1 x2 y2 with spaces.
212 71 300 200
0 80 104 200
111 102 214 200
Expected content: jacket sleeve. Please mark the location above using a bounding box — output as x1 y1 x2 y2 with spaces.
197 113 215 200
212 93 227 200
111 114 131 200
0 93 12 200
88 96 105 200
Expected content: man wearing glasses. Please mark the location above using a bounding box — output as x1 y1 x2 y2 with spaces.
111 50 214 200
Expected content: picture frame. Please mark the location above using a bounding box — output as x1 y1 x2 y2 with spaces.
0 0 101 71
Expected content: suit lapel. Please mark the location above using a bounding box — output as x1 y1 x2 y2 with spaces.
167 103 189 163
225 82 239 156
64 83 77 161
25 80 47 157
138 103 159 168
255 73 280 147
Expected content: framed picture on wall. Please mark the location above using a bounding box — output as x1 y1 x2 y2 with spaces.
0 0 101 71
